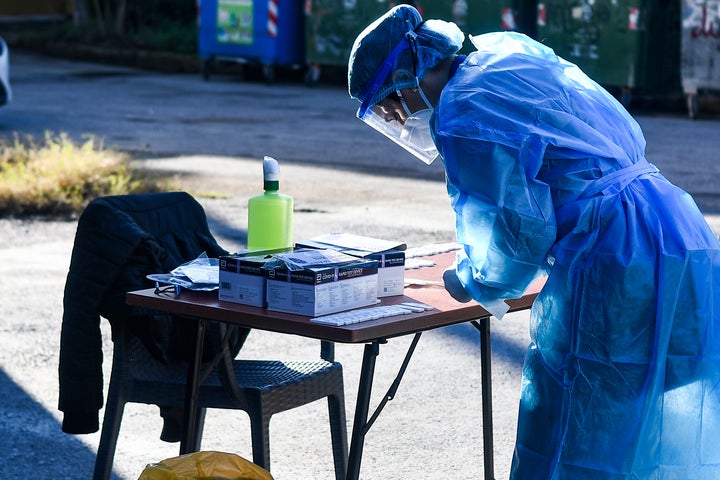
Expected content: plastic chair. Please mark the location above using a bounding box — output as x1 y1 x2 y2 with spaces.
97 319 347 480
58 192 347 480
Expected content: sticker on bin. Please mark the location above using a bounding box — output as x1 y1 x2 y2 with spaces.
310 302 433 326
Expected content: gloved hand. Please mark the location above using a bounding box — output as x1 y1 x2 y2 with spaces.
443 266 472 303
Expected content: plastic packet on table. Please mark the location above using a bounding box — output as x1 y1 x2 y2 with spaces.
271 248 366 271
146 252 220 291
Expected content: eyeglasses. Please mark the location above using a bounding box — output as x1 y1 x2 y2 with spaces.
154 282 180 296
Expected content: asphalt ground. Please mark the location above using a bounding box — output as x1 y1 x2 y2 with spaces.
0 51 719 480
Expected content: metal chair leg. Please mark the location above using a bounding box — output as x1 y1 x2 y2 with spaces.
93 388 125 480
328 391 349 480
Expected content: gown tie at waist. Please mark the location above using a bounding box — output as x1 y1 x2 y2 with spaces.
579 160 659 200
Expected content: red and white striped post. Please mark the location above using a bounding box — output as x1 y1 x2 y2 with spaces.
267 0 278 37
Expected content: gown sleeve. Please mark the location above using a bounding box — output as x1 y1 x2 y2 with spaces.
436 125 555 318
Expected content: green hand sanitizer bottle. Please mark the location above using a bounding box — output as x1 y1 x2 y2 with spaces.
247 156 293 250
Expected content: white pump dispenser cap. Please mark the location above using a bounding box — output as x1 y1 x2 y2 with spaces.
263 156 280 191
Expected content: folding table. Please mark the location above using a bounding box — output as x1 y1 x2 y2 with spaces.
126 251 542 480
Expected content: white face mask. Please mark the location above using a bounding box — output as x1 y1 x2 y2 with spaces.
358 86 440 165
399 108 437 163
390 86 440 164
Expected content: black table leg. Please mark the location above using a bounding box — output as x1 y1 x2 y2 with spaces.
180 317 206 454
472 317 495 480
346 341 380 480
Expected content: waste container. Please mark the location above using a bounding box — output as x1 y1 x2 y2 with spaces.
422 0 537 40
537 0 680 106
198 0 305 83
303 0 535 85
680 0 720 118
303 0 392 84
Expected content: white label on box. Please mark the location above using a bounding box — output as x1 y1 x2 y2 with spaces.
377 265 405 297
218 271 266 307
266 274 378 316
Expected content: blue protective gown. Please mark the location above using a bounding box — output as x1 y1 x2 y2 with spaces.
432 32 720 479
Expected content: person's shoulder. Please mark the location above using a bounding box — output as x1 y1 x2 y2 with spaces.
468 31 558 62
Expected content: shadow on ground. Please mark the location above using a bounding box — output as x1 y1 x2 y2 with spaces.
0 367 117 479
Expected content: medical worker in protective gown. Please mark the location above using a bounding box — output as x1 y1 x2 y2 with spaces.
348 5 720 479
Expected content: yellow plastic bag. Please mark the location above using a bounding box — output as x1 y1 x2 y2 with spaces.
137 451 274 480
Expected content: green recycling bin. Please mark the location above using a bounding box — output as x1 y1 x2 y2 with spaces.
537 0 680 105
303 0 393 84
421 0 537 41
303 0 536 84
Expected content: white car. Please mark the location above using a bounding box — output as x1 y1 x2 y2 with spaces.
0 36 11 106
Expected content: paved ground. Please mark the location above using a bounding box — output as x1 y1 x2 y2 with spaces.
0 51 719 480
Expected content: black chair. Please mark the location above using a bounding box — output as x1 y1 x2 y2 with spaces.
58 192 348 480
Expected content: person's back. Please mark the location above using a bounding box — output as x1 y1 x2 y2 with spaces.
440 31 718 247
438 32 644 202
437 31 720 479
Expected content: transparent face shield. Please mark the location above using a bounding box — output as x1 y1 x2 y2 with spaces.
355 32 440 165
361 91 439 165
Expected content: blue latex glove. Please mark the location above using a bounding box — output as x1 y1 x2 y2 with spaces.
443 266 472 303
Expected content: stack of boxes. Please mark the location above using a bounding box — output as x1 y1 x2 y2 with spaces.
294 233 406 298
218 234 406 317
265 248 379 316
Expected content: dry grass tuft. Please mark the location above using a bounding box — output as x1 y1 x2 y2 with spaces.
0 133 171 216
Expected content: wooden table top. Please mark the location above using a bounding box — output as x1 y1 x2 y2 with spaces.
127 251 542 343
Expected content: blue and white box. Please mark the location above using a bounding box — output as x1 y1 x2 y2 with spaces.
295 233 406 297
265 249 379 316
218 249 287 307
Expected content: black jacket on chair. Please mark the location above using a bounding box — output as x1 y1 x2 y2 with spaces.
58 192 248 434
